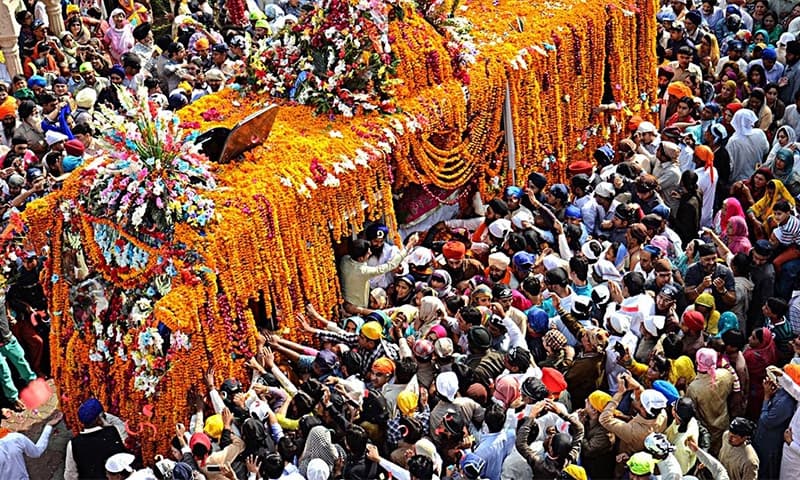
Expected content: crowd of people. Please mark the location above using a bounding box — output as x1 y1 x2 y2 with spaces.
6 0 800 479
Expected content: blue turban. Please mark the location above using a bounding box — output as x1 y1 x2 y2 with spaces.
172 463 194 480
565 205 582 219
643 245 662 257
367 309 393 337
365 223 389 240
526 307 549 334
62 154 84 173
77 398 104 425
594 143 615 165
504 185 523 198
109 64 125 79
652 380 680 405
652 204 670 220
27 75 47 89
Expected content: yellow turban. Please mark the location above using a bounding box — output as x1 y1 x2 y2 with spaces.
360 321 383 341
588 390 612 412
203 414 223 440
396 391 419 417
563 464 588 480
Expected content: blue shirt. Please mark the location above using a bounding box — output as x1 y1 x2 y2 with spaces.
474 430 514 480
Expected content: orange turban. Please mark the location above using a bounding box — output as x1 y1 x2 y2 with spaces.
372 357 395 375
694 145 715 182
627 115 644 133
194 37 210 50
0 99 16 120
667 81 692 99
785 363 800 386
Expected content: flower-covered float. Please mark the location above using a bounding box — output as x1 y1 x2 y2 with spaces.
23 0 658 460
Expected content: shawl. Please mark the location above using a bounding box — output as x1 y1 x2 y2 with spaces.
726 216 752 255
104 14 135 63
749 179 795 223
299 426 338 477
743 327 777 383
719 197 746 235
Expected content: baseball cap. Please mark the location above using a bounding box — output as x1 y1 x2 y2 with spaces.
512 251 536 271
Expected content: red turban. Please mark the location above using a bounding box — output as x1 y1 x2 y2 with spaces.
541 367 567 395
725 103 743 114
682 310 705 332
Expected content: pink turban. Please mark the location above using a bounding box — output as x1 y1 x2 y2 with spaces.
696 348 717 386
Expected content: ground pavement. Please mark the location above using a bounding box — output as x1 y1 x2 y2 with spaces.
3 380 69 479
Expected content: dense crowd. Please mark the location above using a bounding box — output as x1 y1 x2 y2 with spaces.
6 0 800 479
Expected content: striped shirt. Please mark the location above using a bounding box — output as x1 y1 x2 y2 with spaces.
315 330 399 373
774 215 800 246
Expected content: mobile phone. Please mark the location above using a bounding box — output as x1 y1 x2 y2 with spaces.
206 464 222 472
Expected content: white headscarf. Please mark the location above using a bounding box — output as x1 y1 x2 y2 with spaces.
729 109 758 142
306 458 331 480
299 426 337 477
417 296 447 337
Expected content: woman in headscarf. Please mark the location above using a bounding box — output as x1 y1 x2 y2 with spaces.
732 166 773 213
745 88 774 132
765 125 797 166
413 296 447 339
767 148 800 196
715 78 741 109
727 108 770 183
743 327 778 419
747 178 796 239
234 418 273 479
369 288 388 310
715 311 740 339
697 33 720 78
341 316 364 334
103 9 134 64
762 11 784 44
66 16 92 45
726 216 752 255
299 425 339 477
713 197 746 240
692 292 721 336
387 304 418 337
428 269 453 300
686 348 735 454
390 274 416 307
721 102 743 136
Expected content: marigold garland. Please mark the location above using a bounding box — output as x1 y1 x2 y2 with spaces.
20 0 657 462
